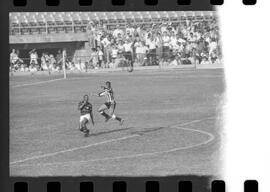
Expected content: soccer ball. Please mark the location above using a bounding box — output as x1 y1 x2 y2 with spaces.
128 67 133 72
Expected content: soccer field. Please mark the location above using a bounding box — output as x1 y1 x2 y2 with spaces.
10 69 224 177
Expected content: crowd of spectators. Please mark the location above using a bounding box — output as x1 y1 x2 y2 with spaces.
10 49 68 73
10 17 222 73
87 18 222 68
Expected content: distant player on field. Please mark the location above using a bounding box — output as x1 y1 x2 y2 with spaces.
78 94 94 137
93 81 124 125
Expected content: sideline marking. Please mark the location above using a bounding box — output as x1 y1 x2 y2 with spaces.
11 74 223 88
11 116 217 167
10 134 139 165
11 78 64 88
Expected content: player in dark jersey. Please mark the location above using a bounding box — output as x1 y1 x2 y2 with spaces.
93 81 124 125
78 94 94 137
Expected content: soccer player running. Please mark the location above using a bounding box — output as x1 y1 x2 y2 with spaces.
78 94 94 137
93 81 124 125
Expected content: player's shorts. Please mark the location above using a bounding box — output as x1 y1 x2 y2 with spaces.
80 113 90 123
104 101 116 108
104 102 116 116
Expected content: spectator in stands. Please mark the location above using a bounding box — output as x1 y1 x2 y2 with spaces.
97 46 104 68
162 31 171 62
113 25 124 38
69 62 76 71
90 48 99 69
123 39 134 68
56 50 63 70
10 49 23 71
41 53 46 70
146 35 157 65
49 54 56 71
41 52 52 73
87 22 96 49
10 49 17 65
29 49 38 69
154 32 163 65
209 50 218 64
29 55 38 75
209 38 218 56
200 55 211 65
111 44 118 68
101 34 111 65
135 41 146 66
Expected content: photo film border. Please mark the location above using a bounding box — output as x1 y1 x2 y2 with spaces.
12 180 259 192
12 0 258 7
0 0 258 192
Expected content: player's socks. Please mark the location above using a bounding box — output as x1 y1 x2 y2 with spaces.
115 117 122 122
84 129 90 137
105 116 110 122
120 119 124 126
115 117 124 125
100 112 111 121
79 122 84 131
79 125 83 132
80 124 87 132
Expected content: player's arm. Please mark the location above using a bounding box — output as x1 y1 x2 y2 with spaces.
91 92 102 97
90 109 95 126
92 88 106 97
78 101 85 110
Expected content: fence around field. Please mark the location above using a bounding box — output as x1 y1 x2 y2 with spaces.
9 54 223 77
10 64 224 77
10 51 222 68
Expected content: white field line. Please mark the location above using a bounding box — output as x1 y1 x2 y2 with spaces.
12 126 215 167
169 116 216 127
11 74 223 88
11 116 217 167
11 78 64 88
10 134 139 165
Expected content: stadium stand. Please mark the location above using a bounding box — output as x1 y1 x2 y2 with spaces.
9 11 222 74
9 11 215 35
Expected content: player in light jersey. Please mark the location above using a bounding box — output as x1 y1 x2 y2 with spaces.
93 81 124 125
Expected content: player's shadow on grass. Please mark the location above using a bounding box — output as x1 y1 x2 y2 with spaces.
131 126 165 136
91 126 135 136
90 126 166 137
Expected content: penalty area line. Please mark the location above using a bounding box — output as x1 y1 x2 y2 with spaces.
10 134 139 165
169 116 217 128
13 126 215 167
10 116 218 167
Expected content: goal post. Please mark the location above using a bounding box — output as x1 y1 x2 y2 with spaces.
62 49 67 79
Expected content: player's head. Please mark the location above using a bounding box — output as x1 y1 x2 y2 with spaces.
83 94 89 102
105 81 111 88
